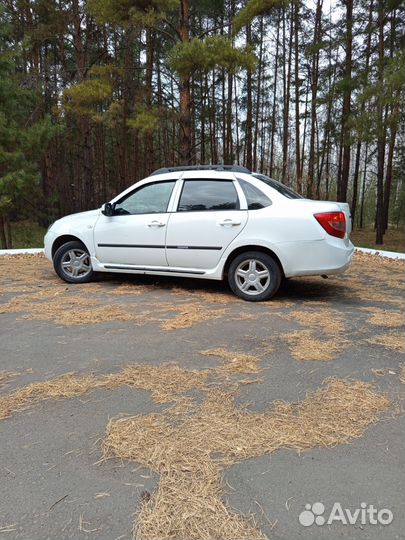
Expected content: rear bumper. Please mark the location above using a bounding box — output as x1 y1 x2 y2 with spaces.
280 238 354 278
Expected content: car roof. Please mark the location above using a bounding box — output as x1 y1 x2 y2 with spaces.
150 165 251 176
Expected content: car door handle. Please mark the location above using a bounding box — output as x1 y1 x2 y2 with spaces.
147 220 165 228
218 219 241 227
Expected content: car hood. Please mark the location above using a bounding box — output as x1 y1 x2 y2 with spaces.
51 208 100 230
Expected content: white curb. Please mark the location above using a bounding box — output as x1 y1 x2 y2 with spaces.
355 247 405 260
0 248 44 255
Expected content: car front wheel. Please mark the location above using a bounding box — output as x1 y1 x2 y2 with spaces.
228 251 282 301
53 241 94 284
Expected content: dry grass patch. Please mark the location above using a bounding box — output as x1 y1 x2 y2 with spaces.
361 307 405 328
0 371 20 387
347 284 404 307
0 259 231 328
0 253 49 283
275 307 347 362
347 253 405 298
0 285 35 294
0 364 214 421
114 283 156 296
283 330 347 361
54 305 147 326
1 252 404 334
200 348 261 374
171 287 239 305
282 308 346 335
369 333 405 353
103 378 390 540
321 253 405 307
0 368 32 388
160 303 227 331
355 251 405 271
0 289 146 326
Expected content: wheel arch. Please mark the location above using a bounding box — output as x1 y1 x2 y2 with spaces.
51 235 89 258
223 245 285 279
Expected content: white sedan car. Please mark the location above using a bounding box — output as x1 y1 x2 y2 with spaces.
44 165 354 301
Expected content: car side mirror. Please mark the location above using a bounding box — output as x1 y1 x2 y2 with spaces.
101 203 115 217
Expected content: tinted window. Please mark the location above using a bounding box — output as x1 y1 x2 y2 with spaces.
253 173 303 199
238 178 272 209
178 180 239 212
114 181 175 215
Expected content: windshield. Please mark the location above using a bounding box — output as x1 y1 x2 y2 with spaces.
252 173 304 200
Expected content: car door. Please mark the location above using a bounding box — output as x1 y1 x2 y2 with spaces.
165 178 248 270
94 180 176 266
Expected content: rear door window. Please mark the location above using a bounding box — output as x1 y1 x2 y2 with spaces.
177 180 239 212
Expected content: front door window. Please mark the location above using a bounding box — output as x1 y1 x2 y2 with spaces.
114 181 175 215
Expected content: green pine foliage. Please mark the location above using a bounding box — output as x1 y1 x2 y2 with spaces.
169 36 257 77
233 0 287 34
88 0 179 27
0 0 404 246
0 14 56 220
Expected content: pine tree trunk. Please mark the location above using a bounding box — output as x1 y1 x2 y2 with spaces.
294 0 301 193
307 0 322 198
226 0 235 163
282 6 293 185
269 12 280 177
337 0 353 203
359 143 369 229
145 29 155 174
214 73 219 163
383 121 398 232
0 215 8 249
351 0 373 226
300 77 309 182
222 68 227 162
375 0 386 245
234 74 240 164
253 17 264 171
351 141 361 227
5 217 12 248
383 10 398 232
245 25 253 171
179 0 192 164
226 72 233 163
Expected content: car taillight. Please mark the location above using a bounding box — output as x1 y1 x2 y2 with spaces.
314 212 346 239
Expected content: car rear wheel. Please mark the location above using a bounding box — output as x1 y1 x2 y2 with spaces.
228 251 282 301
53 241 94 284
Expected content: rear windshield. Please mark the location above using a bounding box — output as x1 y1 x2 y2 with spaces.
252 173 303 199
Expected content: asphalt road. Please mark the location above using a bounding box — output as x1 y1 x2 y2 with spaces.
0 253 404 540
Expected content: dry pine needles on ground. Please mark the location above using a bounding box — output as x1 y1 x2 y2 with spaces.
1 254 404 347
103 378 391 540
0 349 265 421
361 307 405 328
200 348 262 374
275 307 348 362
0 364 214 421
369 333 405 353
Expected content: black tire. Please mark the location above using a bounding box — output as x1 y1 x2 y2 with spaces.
53 240 94 284
228 251 282 302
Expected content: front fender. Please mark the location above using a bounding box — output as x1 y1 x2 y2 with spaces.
46 222 97 260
